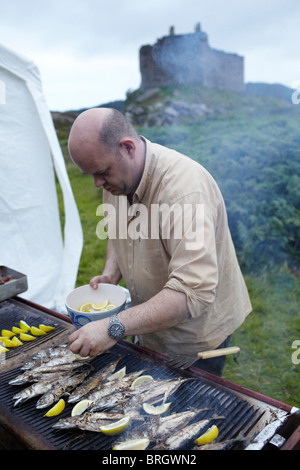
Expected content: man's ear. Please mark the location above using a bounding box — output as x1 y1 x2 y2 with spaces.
119 138 136 157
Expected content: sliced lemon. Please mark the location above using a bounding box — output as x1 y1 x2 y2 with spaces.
113 438 150 450
99 416 131 436
91 300 109 311
71 399 94 416
19 320 31 332
12 326 25 334
44 398 65 417
0 337 16 348
195 424 219 446
78 302 94 312
30 326 46 336
142 402 171 415
1 329 15 338
11 336 23 347
130 375 154 389
107 366 126 382
106 304 117 310
0 345 9 354
39 324 55 332
20 332 36 342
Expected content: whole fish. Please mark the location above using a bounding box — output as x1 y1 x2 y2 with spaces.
88 390 134 412
68 359 120 404
151 410 201 439
53 409 143 432
21 344 70 370
85 370 146 403
32 344 69 360
158 419 210 450
137 378 188 405
36 367 92 409
196 437 253 451
9 361 89 385
89 378 188 412
13 375 64 406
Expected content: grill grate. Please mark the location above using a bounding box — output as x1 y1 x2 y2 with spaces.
0 342 283 450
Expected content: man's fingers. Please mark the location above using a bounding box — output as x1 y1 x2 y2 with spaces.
69 329 79 345
89 276 102 289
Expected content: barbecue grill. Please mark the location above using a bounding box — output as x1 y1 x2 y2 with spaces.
0 296 299 451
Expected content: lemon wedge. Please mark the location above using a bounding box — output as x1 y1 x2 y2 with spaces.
91 300 109 311
20 332 36 342
39 324 55 332
0 345 9 354
19 320 31 332
113 438 150 450
71 399 94 416
130 375 154 389
107 366 126 382
106 304 117 310
11 336 23 347
12 326 25 334
99 416 131 436
0 337 16 348
1 329 15 338
44 399 65 417
30 326 46 336
195 424 219 446
142 402 171 415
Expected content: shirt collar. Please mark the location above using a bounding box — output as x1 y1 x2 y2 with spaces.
132 137 157 204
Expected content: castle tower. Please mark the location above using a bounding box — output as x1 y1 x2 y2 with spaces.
139 26 244 93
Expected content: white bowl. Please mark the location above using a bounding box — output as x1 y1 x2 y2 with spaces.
65 283 127 329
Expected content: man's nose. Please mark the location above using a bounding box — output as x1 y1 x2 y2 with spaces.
93 175 105 187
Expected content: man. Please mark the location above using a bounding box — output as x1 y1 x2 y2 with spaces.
68 107 252 376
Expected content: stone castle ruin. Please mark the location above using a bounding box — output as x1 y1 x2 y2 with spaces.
139 24 245 93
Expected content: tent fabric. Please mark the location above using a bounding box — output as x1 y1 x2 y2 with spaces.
0 43 83 313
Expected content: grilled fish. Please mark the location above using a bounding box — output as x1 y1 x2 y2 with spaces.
85 370 146 403
151 410 201 439
68 359 120 404
158 419 210 450
89 377 187 412
53 409 143 432
32 344 69 360
9 361 89 385
13 375 64 406
21 345 70 370
137 378 188 405
36 367 92 409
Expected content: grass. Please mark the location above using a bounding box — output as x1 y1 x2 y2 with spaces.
223 266 300 408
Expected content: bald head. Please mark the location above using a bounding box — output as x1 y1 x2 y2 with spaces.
68 107 140 164
68 107 146 198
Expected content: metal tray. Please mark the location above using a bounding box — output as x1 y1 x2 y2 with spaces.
0 266 28 302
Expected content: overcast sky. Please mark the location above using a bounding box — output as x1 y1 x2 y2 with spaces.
0 0 299 111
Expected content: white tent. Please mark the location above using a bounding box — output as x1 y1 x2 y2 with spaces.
0 44 83 313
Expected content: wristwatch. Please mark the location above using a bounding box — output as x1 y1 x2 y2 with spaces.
108 314 125 340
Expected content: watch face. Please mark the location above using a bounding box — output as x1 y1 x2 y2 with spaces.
109 320 125 339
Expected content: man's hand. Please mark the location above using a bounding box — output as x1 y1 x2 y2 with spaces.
68 318 117 357
89 274 116 290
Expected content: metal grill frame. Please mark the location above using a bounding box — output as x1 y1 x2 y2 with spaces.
0 297 298 450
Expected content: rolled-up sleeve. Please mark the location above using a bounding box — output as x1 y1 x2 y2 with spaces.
163 195 219 318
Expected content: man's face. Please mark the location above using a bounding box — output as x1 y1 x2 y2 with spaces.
75 144 134 197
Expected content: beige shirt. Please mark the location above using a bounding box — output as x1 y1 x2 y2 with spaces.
103 138 252 356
